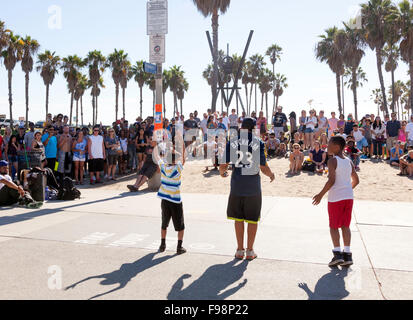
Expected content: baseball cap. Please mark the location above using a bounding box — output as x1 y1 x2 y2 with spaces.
0 160 9 167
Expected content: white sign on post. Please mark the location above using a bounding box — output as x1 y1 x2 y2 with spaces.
150 34 165 63
147 0 168 35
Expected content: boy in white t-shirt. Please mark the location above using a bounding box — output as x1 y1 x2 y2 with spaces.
312 136 359 267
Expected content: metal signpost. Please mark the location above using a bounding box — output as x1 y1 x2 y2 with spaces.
147 0 168 138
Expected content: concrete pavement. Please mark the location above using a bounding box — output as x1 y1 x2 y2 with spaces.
0 189 412 300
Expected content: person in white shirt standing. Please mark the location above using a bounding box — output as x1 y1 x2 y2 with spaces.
406 115 413 148
88 125 106 185
312 136 359 267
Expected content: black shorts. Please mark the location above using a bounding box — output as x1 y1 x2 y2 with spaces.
227 193 262 224
107 154 118 165
161 200 185 231
89 158 104 172
139 161 158 179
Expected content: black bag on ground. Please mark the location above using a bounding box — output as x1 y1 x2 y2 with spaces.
58 177 81 201
302 160 316 172
27 171 46 202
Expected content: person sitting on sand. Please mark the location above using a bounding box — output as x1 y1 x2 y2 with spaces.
309 141 326 174
275 142 287 158
399 148 413 177
390 141 404 167
266 133 280 158
289 143 304 174
345 139 362 171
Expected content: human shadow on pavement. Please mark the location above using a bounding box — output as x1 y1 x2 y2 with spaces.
167 259 248 300
65 252 174 300
298 267 349 300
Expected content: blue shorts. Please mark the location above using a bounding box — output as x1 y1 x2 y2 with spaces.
8 155 18 163
304 128 314 134
356 137 368 149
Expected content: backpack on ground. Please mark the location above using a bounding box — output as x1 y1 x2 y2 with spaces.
302 160 316 172
57 177 81 201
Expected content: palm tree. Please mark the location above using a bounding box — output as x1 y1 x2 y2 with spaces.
162 69 171 118
336 23 366 120
315 27 344 114
265 44 283 109
343 66 368 119
371 88 384 115
1 31 23 128
258 68 274 122
36 51 60 118
107 49 128 121
273 73 288 114
177 79 189 115
146 75 156 117
131 60 150 118
86 50 106 125
361 0 397 115
383 44 400 113
241 61 252 114
0 21 8 52
389 80 406 118
20 36 40 127
398 0 413 114
74 73 88 127
61 55 84 125
248 54 266 114
192 0 231 112
120 60 131 121
169 66 185 117
89 77 105 124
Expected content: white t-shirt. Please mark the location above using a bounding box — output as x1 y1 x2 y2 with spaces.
318 117 328 129
200 119 208 133
305 116 317 130
353 129 364 142
88 135 104 159
222 117 230 130
406 122 413 140
0 174 12 190
328 156 354 203
120 138 128 153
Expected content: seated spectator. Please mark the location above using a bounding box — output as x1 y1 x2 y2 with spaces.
335 127 347 140
275 142 287 158
399 148 413 177
289 143 304 174
309 141 326 174
266 133 280 158
0 160 42 208
320 132 328 150
290 132 303 151
345 139 362 171
390 141 404 167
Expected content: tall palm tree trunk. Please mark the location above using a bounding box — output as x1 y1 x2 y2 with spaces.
92 95 95 126
211 9 219 112
272 63 275 110
8 70 13 129
391 70 395 113
75 100 79 127
122 87 126 120
261 92 264 111
69 92 74 126
244 84 249 113
80 96 84 126
255 83 258 113
352 68 358 121
410 61 413 115
376 50 388 115
25 72 29 128
139 86 143 118
336 73 342 115
115 84 119 121
249 84 253 115
45 84 50 120
163 91 166 119
96 95 99 124
180 99 183 115
265 92 269 124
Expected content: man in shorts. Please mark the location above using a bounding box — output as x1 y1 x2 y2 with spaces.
219 118 275 261
88 125 106 185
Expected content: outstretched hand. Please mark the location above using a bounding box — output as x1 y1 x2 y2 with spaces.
312 193 323 206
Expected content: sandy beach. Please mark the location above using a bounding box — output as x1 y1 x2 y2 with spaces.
94 157 413 203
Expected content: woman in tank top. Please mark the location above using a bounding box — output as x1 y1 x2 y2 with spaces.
31 131 46 169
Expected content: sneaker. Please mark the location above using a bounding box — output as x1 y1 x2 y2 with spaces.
246 249 257 261
26 201 43 209
342 252 353 267
329 250 344 267
159 244 166 253
177 247 187 255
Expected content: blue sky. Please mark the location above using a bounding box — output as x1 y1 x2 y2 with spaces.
0 0 409 125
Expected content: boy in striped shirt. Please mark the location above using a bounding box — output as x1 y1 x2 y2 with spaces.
153 134 186 255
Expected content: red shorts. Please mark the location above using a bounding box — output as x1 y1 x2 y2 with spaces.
328 199 353 229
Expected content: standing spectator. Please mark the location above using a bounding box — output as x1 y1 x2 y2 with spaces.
256 111 267 136
399 121 407 145
352 124 368 155
386 112 401 157
371 116 386 159
362 118 372 158
316 110 328 140
88 125 106 184
337 114 346 131
105 128 120 181
222 111 230 131
328 112 338 139
405 115 413 147
183 113 198 147
7 136 18 180
24 122 36 151
16 126 26 151
128 127 137 172
119 130 128 175
42 126 58 173
229 109 239 131
56 125 73 182
298 110 307 144
304 110 317 150
193 110 201 125
289 112 297 138
72 131 87 185
272 106 287 139
344 114 355 136
136 128 147 170
31 131 46 169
